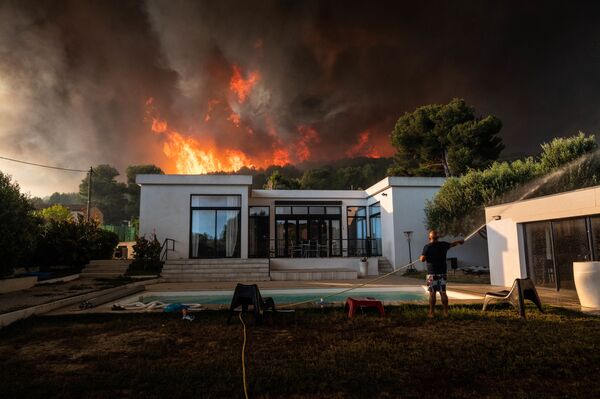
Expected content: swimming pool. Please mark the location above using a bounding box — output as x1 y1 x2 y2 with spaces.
124 286 481 306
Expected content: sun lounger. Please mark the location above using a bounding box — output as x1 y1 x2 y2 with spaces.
482 278 544 319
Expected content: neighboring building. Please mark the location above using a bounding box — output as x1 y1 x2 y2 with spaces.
65 204 104 224
137 174 487 280
486 185 600 290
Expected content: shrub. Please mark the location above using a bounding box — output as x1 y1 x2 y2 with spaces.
425 133 598 236
0 172 40 276
129 235 163 273
34 219 119 271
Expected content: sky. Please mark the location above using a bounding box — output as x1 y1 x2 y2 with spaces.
1 0 600 197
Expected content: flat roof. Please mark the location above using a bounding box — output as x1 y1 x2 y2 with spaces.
136 174 253 186
136 174 446 198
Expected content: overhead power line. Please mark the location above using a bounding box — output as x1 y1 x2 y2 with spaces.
0 155 88 173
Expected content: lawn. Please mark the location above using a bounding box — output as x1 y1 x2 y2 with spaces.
1 305 598 398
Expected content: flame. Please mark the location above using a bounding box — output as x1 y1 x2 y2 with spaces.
296 125 321 161
229 65 260 103
156 123 253 173
227 112 241 127
345 130 383 158
204 99 220 122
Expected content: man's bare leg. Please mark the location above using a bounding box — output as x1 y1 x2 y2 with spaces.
441 292 449 317
429 292 436 318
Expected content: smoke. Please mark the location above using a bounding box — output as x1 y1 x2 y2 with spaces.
1 0 600 196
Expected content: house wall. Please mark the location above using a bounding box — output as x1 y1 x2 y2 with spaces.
485 185 600 287
138 178 250 259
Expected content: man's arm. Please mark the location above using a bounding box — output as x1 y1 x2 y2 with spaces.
449 240 465 248
420 245 428 262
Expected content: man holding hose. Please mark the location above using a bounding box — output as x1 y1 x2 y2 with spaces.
419 230 464 318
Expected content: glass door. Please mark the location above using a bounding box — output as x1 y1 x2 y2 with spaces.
552 218 590 290
524 221 556 288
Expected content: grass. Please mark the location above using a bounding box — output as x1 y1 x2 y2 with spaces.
0 305 598 398
404 270 491 284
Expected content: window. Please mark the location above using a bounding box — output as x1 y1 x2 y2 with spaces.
249 206 269 258
347 206 367 256
368 202 382 256
190 195 241 258
524 216 592 290
274 204 341 257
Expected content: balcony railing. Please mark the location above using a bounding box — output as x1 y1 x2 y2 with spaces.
249 238 382 258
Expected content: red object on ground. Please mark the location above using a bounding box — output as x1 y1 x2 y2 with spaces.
345 297 385 318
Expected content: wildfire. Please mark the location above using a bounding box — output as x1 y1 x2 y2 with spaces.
296 125 321 161
229 65 260 103
346 130 382 158
144 61 389 175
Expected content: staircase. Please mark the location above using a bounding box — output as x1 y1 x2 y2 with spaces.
81 259 131 278
378 257 394 275
270 268 357 281
161 259 270 282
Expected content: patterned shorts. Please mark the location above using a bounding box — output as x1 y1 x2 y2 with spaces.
426 274 447 293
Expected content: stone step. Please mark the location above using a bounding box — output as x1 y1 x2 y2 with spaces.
162 266 269 273
81 272 126 278
270 268 357 281
162 268 269 275
165 259 269 265
163 274 270 282
88 260 131 265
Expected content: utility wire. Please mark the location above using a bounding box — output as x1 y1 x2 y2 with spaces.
0 155 88 173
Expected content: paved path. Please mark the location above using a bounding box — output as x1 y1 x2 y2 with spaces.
0 277 145 314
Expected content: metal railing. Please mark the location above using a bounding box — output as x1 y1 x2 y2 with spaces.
160 238 176 262
249 238 382 258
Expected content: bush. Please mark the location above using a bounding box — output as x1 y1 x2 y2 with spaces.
0 172 40 276
34 219 119 271
425 133 598 236
129 235 163 273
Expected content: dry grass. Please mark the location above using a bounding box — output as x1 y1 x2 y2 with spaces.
0 305 598 398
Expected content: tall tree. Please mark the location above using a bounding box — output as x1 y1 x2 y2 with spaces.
388 98 504 177
264 170 300 189
48 192 84 205
125 164 164 219
0 171 40 275
79 164 127 224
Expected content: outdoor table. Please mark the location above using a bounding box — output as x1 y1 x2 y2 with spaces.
344 297 385 318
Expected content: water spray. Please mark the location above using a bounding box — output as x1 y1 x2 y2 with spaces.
463 223 487 242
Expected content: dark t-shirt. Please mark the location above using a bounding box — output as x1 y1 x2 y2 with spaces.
421 241 452 274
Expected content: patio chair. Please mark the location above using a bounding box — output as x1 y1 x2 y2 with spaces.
482 278 544 319
227 283 276 324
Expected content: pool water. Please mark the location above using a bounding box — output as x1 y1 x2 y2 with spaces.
138 287 442 306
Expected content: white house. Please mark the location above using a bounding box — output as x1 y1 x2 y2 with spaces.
137 174 487 281
486 185 600 290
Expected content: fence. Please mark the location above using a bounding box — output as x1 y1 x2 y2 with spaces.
102 225 137 242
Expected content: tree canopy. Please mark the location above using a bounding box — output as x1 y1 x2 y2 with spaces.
35 204 72 223
0 171 40 275
388 98 504 177
125 164 164 219
425 133 598 236
79 164 127 224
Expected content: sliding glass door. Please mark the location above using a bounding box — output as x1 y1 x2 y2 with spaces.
190 195 241 258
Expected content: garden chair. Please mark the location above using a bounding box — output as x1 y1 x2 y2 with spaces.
482 277 544 319
227 283 276 324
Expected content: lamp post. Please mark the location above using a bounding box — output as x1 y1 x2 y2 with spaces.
403 231 413 271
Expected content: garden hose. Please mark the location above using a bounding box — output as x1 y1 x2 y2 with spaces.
239 312 249 399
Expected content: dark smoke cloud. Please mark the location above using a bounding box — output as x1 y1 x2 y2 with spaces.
1 0 600 195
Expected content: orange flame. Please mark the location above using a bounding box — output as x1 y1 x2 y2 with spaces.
229 65 260 103
227 112 241 127
296 125 321 161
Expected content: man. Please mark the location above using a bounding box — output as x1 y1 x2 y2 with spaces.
419 230 464 318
